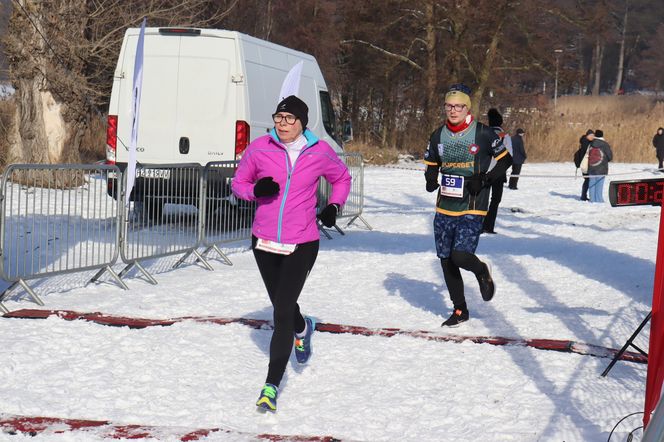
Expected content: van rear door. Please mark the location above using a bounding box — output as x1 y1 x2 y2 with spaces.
116 31 237 164
116 33 179 163
177 36 237 163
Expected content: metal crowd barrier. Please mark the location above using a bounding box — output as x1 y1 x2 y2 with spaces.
200 161 256 266
111 163 212 285
0 164 122 313
317 152 371 238
0 153 365 311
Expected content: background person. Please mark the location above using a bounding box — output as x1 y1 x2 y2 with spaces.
574 129 594 201
423 83 512 327
586 129 612 203
653 127 664 171
508 128 527 190
232 95 351 412
482 108 512 234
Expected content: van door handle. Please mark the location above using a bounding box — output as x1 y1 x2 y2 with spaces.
179 137 189 154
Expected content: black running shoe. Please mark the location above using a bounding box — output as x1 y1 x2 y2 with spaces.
477 263 495 301
441 308 469 327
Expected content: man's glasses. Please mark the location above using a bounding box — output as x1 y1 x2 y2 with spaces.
272 114 298 125
444 103 467 112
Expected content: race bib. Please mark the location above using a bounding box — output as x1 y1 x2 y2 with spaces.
440 174 464 198
255 238 297 255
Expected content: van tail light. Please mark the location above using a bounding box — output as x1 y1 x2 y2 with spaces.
106 115 118 164
235 120 250 159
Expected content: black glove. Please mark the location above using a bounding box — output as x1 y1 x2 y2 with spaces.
465 173 487 196
318 203 339 228
424 165 440 193
253 177 280 198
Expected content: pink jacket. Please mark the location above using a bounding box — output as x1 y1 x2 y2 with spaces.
231 129 351 244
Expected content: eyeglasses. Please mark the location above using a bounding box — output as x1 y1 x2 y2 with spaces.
272 113 298 125
444 103 467 112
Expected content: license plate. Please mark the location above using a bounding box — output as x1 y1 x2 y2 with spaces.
136 168 171 179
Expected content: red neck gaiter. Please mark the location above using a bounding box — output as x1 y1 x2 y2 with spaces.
446 114 474 133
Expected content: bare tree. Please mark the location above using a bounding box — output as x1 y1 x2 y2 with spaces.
3 0 664 160
613 0 629 94
4 0 239 165
634 22 664 91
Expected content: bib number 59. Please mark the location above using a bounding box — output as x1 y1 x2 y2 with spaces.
444 176 457 187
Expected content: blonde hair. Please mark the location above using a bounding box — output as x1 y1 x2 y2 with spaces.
444 90 471 109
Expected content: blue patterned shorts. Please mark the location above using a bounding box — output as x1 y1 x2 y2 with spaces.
433 213 483 259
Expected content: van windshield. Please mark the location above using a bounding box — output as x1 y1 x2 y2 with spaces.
319 91 340 145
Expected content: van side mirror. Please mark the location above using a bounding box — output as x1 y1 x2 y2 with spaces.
342 120 353 142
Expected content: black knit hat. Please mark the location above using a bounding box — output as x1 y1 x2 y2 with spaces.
594 129 604 138
516 128 525 135
487 108 503 127
275 95 309 128
586 129 594 136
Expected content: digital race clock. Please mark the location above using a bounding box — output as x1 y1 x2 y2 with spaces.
609 178 664 207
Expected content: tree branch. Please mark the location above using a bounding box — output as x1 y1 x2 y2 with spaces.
341 39 423 71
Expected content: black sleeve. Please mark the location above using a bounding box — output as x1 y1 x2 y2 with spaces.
424 127 442 166
486 126 512 178
481 124 508 159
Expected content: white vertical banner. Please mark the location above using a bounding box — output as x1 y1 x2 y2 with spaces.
126 18 146 206
278 61 303 103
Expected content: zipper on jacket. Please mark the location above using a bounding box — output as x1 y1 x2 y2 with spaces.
274 132 317 243
277 153 292 243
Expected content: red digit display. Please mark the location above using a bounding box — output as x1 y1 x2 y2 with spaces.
636 182 649 203
655 182 664 203
616 184 631 205
610 179 664 207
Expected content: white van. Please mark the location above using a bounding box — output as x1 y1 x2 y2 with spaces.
107 27 342 166
105 27 343 216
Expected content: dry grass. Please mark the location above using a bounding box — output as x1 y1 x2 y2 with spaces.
512 95 664 163
4 96 663 167
352 95 664 165
77 114 106 164
343 141 401 165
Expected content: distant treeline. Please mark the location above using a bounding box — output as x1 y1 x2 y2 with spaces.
2 1 664 165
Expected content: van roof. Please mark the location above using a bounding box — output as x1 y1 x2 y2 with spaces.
124 27 317 61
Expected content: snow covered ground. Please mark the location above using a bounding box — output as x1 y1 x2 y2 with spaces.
0 162 660 441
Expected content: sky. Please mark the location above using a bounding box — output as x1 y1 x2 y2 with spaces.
0 161 660 441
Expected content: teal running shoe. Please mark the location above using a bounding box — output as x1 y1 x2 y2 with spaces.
294 316 316 364
256 383 278 413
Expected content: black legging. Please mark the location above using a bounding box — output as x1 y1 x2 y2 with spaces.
440 250 485 309
508 164 522 189
252 236 319 386
483 177 504 232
